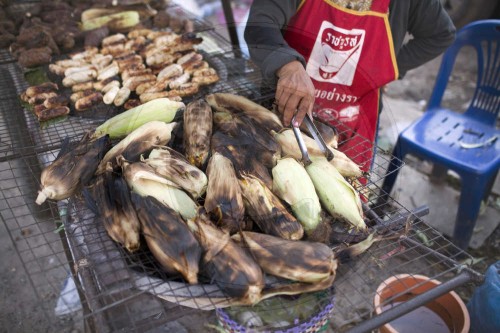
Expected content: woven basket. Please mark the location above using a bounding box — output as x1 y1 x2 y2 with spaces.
216 289 335 333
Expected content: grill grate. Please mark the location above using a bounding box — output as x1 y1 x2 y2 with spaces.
0 28 480 333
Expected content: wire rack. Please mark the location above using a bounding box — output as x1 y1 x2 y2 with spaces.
0 18 483 333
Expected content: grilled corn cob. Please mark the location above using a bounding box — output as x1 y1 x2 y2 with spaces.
132 193 201 284
211 131 273 189
142 147 208 199
272 158 322 234
206 93 283 132
119 157 197 220
204 153 245 234
36 134 111 205
89 166 141 252
306 157 366 230
92 98 184 139
273 129 362 178
80 11 140 32
300 119 339 149
213 112 281 168
239 174 304 240
232 231 337 283
183 99 213 168
187 213 264 304
96 121 177 174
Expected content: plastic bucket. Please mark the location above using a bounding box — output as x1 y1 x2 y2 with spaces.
373 274 469 333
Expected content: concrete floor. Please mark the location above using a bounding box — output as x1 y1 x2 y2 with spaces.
377 96 499 250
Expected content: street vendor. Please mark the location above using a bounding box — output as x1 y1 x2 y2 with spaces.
244 0 455 169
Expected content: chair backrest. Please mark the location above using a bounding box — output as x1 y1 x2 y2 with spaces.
427 20 500 126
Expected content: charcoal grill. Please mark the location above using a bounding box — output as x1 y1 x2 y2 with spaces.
0 5 484 333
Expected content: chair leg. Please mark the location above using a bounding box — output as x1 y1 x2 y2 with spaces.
452 173 495 249
376 139 406 209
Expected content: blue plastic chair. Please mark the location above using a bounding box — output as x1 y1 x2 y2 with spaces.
379 20 500 249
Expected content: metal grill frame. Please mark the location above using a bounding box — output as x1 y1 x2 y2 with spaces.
0 10 484 333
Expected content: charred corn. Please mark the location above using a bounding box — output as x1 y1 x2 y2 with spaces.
272 158 322 234
305 157 366 230
36 134 111 205
187 213 264 304
93 98 185 139
132 193 201 284
204 153 245 234
239 174 304 240
120 157 197 220
211 131 273 189
91 167 141 252
96 121 177 174
206 93 283 132
232 231 337 283
184 99 213 168
142 147 208 199
213 112 281 168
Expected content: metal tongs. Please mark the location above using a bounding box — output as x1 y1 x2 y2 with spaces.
291 114 334 166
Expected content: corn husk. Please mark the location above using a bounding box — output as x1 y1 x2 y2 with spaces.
232 231 337 283
89 173 140 252
211 131 273 188
206 93 283 132
213 112 281 168
305 157 366 230
239 174 304 240
184 99 213 168
36 134 111 205
132 193 201 284
80 11 140 32
272 158 322 234
142 146 207 199
273 128 362 178
119 157 197 220
93 98 184 139
96 121 177 174
204 152 245 234
187 213 264 304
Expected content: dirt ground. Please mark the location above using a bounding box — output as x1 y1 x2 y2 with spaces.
383 50 499 329
385 47 500 286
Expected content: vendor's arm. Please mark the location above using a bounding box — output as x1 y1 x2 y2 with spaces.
244 0 303 79
393 0 456 77
244 0 314 126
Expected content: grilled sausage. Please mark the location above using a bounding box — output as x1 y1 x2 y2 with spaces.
124 98 141 110
101 80 120 93
113 87 131 106
43 95 69 109
72 81 95 92
62 69 97 87
103 86 120 105
75 92 103 111
123 74 156 91
26 82 58 97
97 62 119 81
37 106 70 121
28 92 58 104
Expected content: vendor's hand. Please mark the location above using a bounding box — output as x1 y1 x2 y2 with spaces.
275 61 315 127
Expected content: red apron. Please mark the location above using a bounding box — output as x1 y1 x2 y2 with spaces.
284 0 398 171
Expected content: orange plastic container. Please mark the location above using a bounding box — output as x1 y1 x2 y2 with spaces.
373 274 470 333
